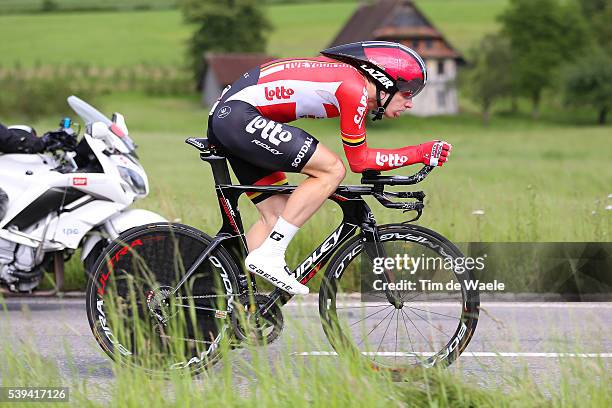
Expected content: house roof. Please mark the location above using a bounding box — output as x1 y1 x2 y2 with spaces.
205 53 276 85
329 0 463 61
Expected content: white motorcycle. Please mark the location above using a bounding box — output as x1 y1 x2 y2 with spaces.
0 96 166 294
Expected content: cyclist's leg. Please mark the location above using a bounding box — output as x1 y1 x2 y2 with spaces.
280 143 346 226
245 145 344 249
219 153 290 251
209 101 336 294
248 194 289 251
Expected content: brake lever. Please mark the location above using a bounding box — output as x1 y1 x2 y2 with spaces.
402 207 423 223
400 196 425 223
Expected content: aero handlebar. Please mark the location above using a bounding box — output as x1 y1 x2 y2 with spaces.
360 166 434 186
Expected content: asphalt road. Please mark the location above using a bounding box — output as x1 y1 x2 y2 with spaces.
1 296 610 402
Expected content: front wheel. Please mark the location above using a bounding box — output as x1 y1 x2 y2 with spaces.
319 224 479 371
85 223 241 376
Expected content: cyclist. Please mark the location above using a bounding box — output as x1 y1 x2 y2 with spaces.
207 41 452 295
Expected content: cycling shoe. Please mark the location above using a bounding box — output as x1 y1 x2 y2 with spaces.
245 249 309 295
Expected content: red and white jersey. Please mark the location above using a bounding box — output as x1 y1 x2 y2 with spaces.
224 56 422 173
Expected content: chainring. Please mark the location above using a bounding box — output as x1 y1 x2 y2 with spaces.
230 293 284 345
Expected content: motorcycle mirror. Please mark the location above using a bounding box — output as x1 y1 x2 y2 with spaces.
111 113 129 137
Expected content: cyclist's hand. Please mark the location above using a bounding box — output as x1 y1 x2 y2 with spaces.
42 130 77 152
417 140 452 166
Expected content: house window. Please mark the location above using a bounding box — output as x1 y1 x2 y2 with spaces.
412 39 419 48
437 60 445 75
437 90 446 107
426 39 433 49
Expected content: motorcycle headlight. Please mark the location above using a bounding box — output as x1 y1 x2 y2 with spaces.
117 166 146 195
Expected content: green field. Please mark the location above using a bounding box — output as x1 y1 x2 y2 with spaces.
1 2 611 403
0 0 609 291
0 0 176 13
0 1 508 67
86 93 611 245
27 92 611 292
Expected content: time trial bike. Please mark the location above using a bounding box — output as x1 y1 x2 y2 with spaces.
86 137 480 375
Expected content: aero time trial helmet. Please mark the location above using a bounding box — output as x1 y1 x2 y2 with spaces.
321 41 427 120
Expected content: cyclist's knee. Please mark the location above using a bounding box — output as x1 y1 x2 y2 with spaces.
326 157 346 186
304 145 346 186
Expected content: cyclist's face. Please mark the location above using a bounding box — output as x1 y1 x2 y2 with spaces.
384 91 414 118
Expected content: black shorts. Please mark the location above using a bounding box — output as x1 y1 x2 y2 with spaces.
208 100 319 204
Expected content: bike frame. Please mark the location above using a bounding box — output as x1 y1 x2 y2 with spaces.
178 139 431 315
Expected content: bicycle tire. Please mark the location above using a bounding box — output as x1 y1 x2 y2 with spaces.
319 223 479 371
85 223 241 376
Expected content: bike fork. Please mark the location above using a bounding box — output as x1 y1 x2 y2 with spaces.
362 221 403 308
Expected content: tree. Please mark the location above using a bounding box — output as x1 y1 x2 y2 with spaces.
499 0 589 118
463 34 514 125
578 0 612 54
179 0 272 89
41 0 59 12
562 48 612 125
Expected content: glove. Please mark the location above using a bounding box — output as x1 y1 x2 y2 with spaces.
417 140 452 166
42 130 77 152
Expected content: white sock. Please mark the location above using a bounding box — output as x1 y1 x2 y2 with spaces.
256 216 299 258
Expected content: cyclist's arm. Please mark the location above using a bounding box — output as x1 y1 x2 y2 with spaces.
338 79 450 173
337 81 421 173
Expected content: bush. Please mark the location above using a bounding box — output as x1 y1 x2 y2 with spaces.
0 63 192 119
561 48 612 125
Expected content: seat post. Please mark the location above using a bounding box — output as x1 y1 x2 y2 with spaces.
201 154 232 186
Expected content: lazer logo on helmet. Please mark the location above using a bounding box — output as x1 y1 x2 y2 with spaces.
375 152 408 167
354 86 368 128
265 86 294 101
360 64 394 89
246 116 293 146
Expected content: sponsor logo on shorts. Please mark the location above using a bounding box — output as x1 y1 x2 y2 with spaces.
251 139 283 155
291 136 314 168
217 105 231 119
354 86 368 128
265 86 294 101
245 116 293 146
375 152 408 167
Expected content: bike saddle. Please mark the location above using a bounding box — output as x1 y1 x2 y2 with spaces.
185 138 225 157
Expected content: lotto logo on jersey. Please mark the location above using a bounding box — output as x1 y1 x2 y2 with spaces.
264 86 294 101
354 86 368 128
245 116 293 146
375 152 408 168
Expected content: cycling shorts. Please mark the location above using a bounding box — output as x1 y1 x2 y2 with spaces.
208 100 319 204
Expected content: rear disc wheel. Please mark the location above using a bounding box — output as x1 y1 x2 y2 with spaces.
85 223 241 376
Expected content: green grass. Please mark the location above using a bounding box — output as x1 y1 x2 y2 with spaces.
0 1 509 68
0 10 191 67
418 0 509 53
1 298 611 407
